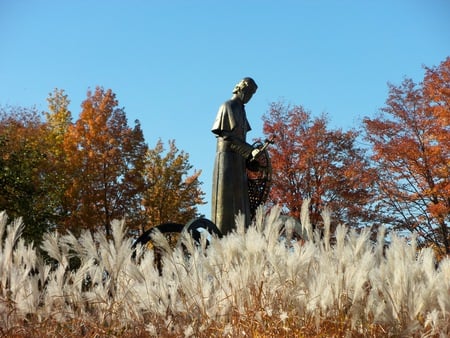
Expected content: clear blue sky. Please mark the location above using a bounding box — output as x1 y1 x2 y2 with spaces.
1 1 449 218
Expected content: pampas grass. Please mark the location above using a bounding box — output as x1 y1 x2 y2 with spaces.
1 201 449 337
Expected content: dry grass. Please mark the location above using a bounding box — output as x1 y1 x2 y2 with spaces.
1 313 390 337
0 202 449 337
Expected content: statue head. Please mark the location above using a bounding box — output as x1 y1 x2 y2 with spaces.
232 77 258 104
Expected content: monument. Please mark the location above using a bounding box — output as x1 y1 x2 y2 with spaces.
132 77 273 264
211 77 266 234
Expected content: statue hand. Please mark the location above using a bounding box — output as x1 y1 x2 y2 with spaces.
250 147 262 160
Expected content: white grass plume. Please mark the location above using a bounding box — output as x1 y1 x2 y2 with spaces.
300 198 313 241
1 204 450 336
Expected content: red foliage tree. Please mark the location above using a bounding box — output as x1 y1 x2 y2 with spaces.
263 102 377 230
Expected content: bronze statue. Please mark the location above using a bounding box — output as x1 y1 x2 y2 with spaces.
211 77 262 234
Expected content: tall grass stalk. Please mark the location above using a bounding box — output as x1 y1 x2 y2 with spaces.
0 202 449 337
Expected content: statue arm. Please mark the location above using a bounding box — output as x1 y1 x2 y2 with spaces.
212 101 255 159
221 131 254 159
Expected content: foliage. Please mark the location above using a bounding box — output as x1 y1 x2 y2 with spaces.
142 139 205 229
364 57 450 255
63 87 148 236
1 87 205 239
0 106 56 244
42 89 73 227
1 202 449 337
262 102 378 230
45 88 72 146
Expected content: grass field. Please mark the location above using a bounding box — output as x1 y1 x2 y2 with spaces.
1 202 449 337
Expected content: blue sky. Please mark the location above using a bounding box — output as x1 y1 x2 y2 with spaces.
1 1 449 218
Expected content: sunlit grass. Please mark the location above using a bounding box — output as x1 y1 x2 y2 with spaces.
1 202 449 337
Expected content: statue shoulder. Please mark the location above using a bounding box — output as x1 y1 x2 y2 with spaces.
213 99 240 134
220 98 242 112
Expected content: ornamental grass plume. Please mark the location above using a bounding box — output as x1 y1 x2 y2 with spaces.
0 201 450 337
0 212 42 326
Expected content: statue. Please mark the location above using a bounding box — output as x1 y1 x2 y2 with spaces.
131 77 274 267
211 77 262 234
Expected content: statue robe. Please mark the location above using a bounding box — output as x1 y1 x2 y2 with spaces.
211 98 252 234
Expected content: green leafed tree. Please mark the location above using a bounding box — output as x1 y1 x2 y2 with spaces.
142 139 205 229
0 106 55 243
63 87 148 236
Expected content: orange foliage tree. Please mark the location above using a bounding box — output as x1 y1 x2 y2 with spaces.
63 87 147 236
142 139 205 229
263 102 377 230
364 57 450 255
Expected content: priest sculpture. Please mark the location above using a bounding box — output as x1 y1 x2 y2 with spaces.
211 77 268 234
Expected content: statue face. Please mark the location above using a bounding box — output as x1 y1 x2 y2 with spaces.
242 90 254 104
232 78 257 104
241 85 257 104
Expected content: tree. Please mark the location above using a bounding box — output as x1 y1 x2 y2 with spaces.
142 139 205 229
263 102 377 230
364 57 450 256
0 106 54 243
63 87 147 236
43 89 73 224
45 88 72 145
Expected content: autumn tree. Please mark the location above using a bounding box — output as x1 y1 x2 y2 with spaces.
263 102 377 230
364 57 450 255
43 88 73 224
63 87 147 236
141 139 205 229
45 88 72 143
0 106 55 243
